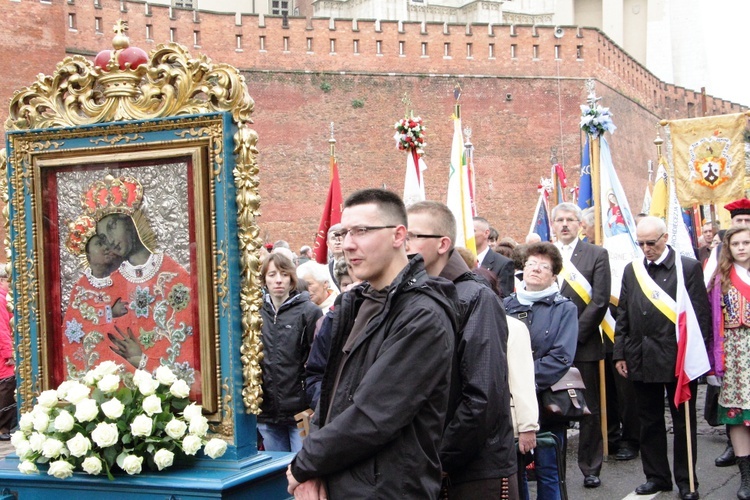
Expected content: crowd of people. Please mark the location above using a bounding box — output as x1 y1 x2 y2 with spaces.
253 191 750 500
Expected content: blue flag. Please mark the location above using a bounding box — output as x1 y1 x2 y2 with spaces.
578 137 592 209
530 193 551 242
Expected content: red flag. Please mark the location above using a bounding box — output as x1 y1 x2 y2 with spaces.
312 157 343 264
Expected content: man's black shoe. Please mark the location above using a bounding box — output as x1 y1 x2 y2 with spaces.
583 475 601 488
679 488 699 500
615 447 638 461
635 481 672 495
716 443 736 467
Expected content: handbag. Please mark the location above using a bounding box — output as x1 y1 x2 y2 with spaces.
539 367 591 421
704 383 721 427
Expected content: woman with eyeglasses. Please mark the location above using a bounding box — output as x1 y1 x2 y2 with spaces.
708 226 750 499
503 242 578 500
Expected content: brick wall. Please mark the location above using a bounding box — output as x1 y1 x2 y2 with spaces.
0 1 746 251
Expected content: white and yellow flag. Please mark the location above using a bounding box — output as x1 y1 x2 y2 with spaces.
667 113 747 206
447 116 476 254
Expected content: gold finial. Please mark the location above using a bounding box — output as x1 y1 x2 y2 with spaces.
654 126 664 157
112 20 130 50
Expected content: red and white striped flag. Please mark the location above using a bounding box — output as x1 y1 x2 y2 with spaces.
673 256 710 407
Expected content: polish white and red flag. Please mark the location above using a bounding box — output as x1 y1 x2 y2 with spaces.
673 255 710 407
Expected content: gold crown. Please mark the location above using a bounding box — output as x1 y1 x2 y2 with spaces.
81 174 143 220
65 215 97 256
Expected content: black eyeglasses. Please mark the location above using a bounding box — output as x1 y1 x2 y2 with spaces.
332 226 397 241
636 233 665 247
406 232 444 242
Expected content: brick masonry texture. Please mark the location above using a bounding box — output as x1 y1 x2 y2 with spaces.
0 1 746 251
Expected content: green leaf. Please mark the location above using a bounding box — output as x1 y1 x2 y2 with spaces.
102 446 118 467
121 433 132 445
171 398 189 411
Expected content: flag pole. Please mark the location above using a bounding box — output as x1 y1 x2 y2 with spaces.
329 121 336 179
654 128 697 494
585 80 609 459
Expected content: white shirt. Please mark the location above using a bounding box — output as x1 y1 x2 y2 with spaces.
555 239 578 262
476 246 490 267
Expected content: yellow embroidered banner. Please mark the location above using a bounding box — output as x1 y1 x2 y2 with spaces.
668 113 747 206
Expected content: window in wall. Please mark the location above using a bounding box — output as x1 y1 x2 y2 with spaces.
146 24 152 40
533 45 539 59
444 43 451 57
236 34 242 50
576 45 583 59
260 36 266 51
95 17 102 33
68 13 76 30
376 40 382 55
466 43 472 58
488 43 495 59
193 30 200 47
511 44 516 58
330 39 336 53
353 39 359 54
555 45 561 59
173 0 193 7
687 102 695 118
307 37 313 52
421 42 428 56
170 28 176 42
271 0 289 15
283 36 289 51
399 41 405 56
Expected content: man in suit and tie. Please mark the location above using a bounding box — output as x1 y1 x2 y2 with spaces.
614 216 711 500
474 216 515 297
551 202 611 489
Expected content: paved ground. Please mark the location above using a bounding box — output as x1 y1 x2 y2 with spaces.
0 385 743 498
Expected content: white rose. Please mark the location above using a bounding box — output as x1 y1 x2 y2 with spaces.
14 440 32 460
18 460 38 474
182 403 203 422
75 398 99 422
19 412 34 432
28 432 46 452
130 414 153 437
32 403 51 415
66 432 92 458
101 398 125 419
189 415 209 437
132 369 152 386
182 434 202 455
93 360 120 378
91 422 119 448
83 371 97 386
10 430 27 447
32 411 50 432
37 390 60 408
165 418 187 439
55 380 76 400
142 394 163 417
138 377 160 396
64 382 91 404
47 459 75 479
82 456 103 475
155 366 177 386
41 438 65 459
121 454 143 475
169 379 190 399
203 438 227 459
54 410 75 432
153 448 174 470
97 374 121 394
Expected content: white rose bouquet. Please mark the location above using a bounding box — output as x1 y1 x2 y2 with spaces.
12 361 228 480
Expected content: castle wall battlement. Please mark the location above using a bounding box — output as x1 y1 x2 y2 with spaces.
53 0 743 118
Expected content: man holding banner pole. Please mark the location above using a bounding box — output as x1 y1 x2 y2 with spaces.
552 202 610 489
614 216 711 500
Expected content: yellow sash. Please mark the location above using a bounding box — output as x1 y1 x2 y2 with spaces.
632 259 677 324
560 259 617 341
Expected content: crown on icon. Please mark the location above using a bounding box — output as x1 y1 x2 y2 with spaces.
81 174 143 219
65 215 98 256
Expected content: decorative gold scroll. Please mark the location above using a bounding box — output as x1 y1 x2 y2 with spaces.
2 23 264 415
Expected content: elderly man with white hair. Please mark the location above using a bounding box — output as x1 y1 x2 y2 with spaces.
297 261 339 314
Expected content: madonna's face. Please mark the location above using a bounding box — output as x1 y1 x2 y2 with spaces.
97 214 134 258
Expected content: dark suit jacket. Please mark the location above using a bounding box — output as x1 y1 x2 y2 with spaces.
479 248 515 298
559 240 611 362
613 247 712 383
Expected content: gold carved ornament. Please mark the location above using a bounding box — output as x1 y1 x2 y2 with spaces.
3 21 265 414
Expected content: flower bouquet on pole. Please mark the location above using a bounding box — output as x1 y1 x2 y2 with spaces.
11 361 227 480
394 115 427 207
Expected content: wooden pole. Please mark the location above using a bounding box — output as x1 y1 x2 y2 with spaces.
589 136 608 458
685 401 696 493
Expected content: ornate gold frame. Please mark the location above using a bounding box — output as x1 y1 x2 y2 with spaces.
2 22 264 418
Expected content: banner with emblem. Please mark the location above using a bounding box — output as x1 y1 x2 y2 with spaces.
665 113 747 206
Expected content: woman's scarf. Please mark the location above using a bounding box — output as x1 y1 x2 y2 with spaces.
515 282 560 306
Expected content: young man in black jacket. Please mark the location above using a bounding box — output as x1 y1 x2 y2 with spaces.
286 189 459 499
407 201 518 499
